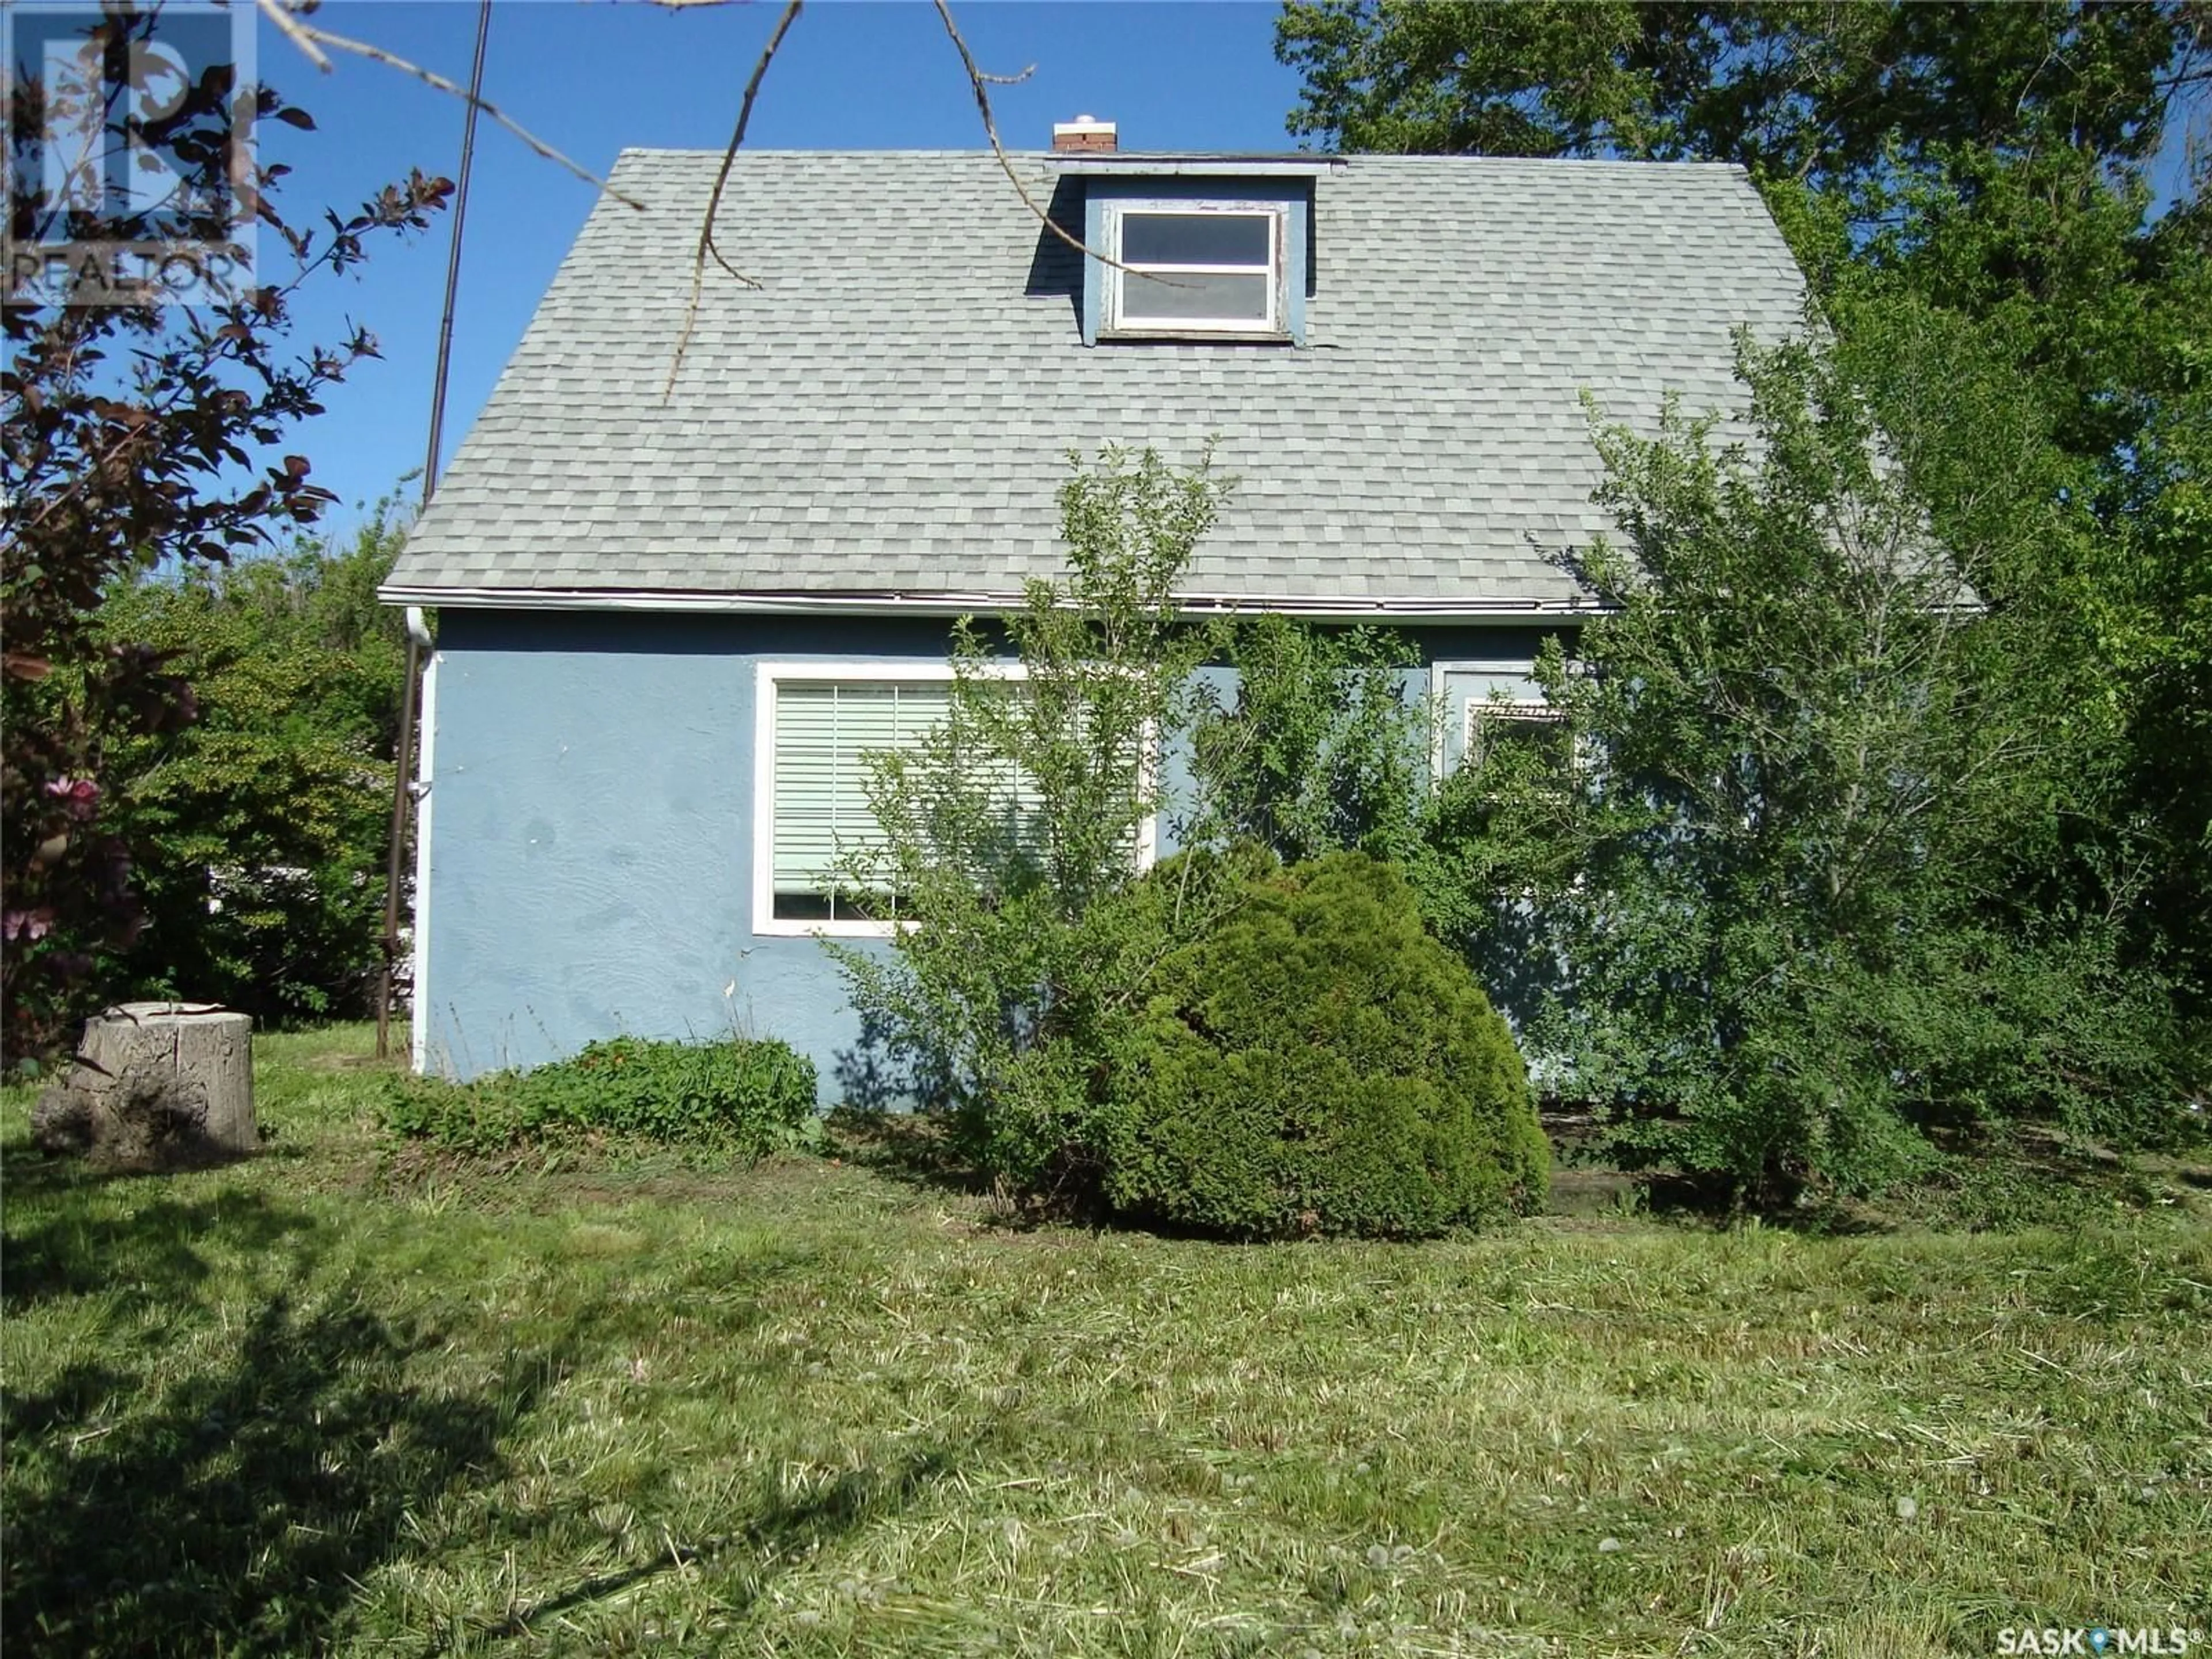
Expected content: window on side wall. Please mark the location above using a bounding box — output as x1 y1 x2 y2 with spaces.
755 666 1063 938
1466 699 1573 780
1105 202 1287 339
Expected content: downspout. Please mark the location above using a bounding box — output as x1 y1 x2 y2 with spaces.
376 0 493 1062
407 609 438 1074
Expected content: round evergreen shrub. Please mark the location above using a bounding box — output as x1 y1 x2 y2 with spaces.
1103 851 1548 1238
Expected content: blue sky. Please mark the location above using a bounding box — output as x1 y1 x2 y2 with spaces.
256 1 1305 532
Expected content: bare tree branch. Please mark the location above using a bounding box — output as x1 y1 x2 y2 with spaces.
664 0 804 396
664 0 1154 391
930 0 1142 275
262 2 645 209
268 0 1176 391
255 0 330 73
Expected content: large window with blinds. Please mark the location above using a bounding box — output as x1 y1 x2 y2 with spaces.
754 662 1156 938
786 681 931 921
754 664 1059 937
756 672 945 931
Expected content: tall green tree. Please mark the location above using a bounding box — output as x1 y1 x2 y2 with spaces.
1280 2 2206 491
3 3 449 1054
1482 334 2184 1204
830 447 1234 1193
1281 3 2201 193
1281 0 2212 1014
93 514 412 1023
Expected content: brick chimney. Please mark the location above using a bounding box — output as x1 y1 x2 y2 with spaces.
1051 115 1117 154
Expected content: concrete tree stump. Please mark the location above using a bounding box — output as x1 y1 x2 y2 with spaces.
31 1002 256 1169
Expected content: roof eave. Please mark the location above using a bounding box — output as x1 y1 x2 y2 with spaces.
376 584 1607 624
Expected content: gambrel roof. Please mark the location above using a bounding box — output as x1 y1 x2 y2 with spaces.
382 147 1808 618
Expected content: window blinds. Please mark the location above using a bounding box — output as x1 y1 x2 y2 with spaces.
770 676 1086 922
771 680 949 912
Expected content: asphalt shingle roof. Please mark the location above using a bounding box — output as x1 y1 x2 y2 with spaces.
384 148 1809 609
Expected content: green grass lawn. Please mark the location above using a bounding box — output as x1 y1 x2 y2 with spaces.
4 1024 2209 1657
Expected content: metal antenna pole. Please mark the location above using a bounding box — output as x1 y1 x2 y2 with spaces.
377 0 493 1061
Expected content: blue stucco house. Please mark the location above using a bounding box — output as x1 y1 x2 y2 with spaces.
380 128 1808 1088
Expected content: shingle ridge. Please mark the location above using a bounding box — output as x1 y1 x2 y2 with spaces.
609 146 1748 175
1346 153 1748 173
612 146 1018 161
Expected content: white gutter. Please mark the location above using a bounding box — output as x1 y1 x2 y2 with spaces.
376 586 1608 625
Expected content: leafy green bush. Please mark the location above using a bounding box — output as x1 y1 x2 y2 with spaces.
1103 852 1548 1238
385 1036 817 1158
1442 331 2198 1207
1190 615 1431 868
96 512 412 1023
828 451 1555 1233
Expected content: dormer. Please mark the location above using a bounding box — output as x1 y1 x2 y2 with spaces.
1050 125 1343 349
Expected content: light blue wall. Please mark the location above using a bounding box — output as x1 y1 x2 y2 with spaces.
418 612 1559 1099
419 612 952 1094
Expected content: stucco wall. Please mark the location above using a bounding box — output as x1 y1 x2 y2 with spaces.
416 610 1555 1098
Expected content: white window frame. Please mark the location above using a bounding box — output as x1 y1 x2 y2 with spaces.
1429 658 1569 781
1104 199 1288 338
752 661 1157 940
1464 697 1569 771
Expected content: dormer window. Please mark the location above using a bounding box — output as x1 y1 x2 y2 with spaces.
1066 159 1334 348
1104 201 1288 339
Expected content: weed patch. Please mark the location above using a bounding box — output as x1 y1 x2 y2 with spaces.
383 1035 817 1158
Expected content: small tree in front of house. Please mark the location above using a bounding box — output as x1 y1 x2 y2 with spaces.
831 448 1550 1236
828 446 1237 1201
